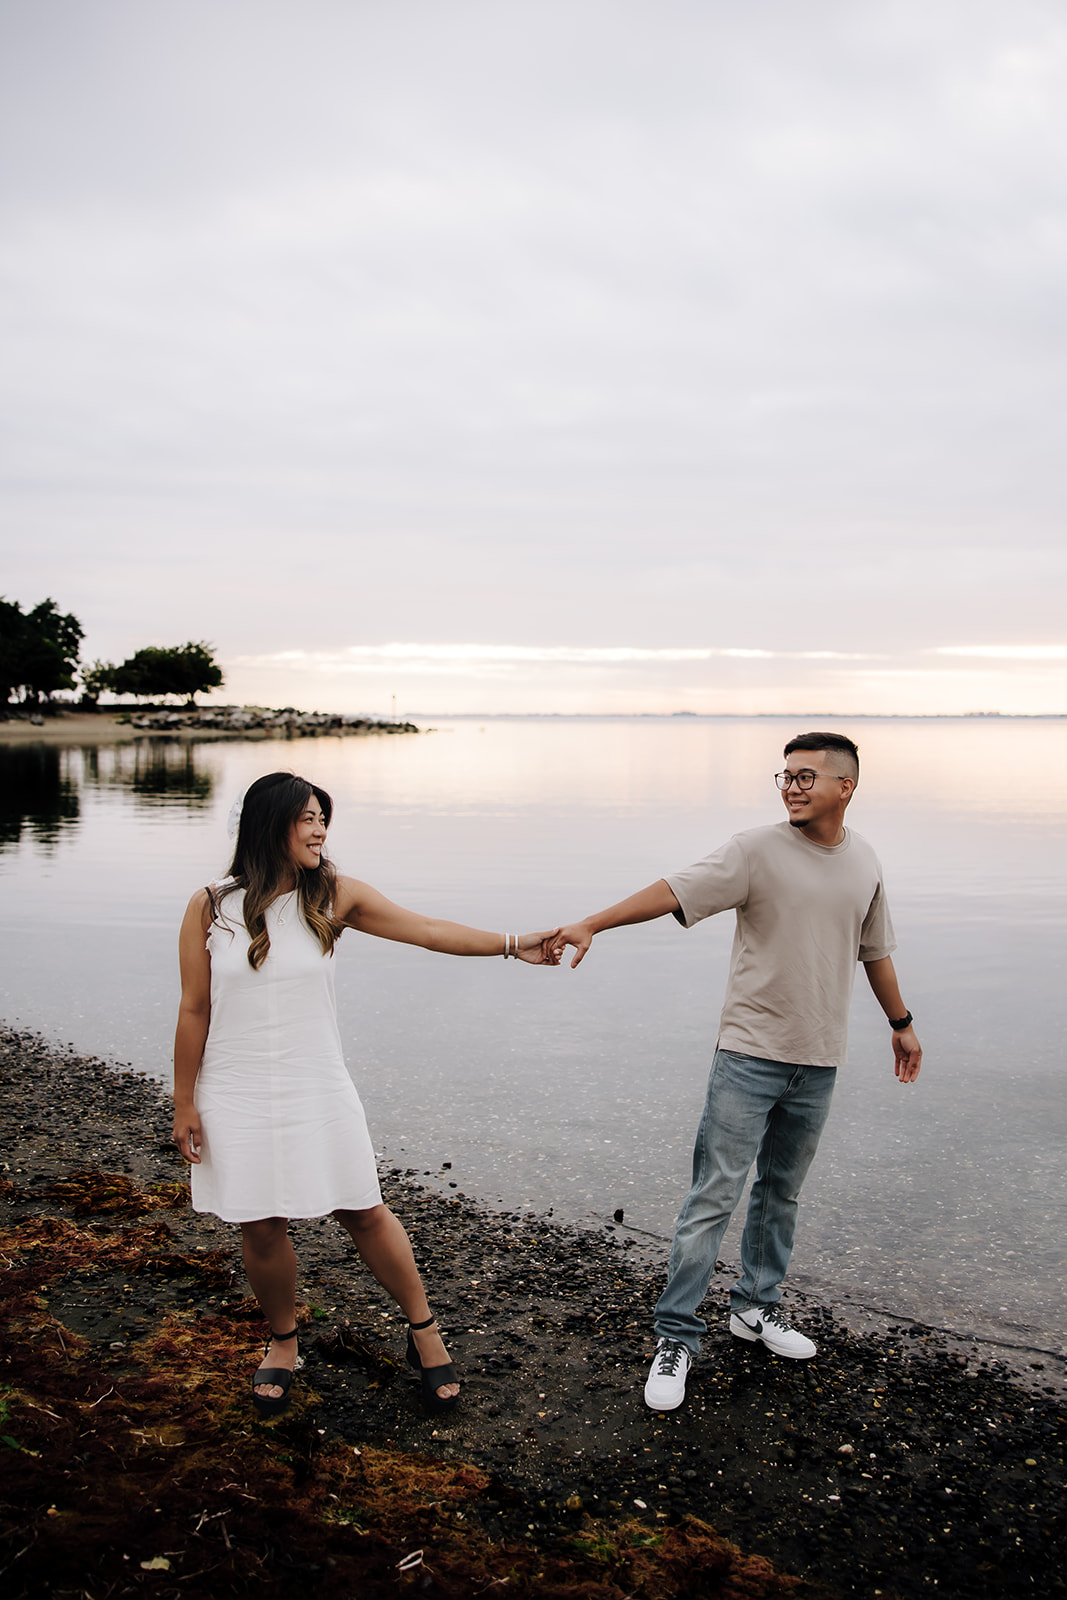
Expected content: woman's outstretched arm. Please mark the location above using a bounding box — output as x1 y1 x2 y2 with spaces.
173 889 213 1162
334 876 559 964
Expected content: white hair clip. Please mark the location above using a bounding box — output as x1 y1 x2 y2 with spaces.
226 789 246 841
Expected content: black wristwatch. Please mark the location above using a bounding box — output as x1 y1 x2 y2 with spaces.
888 1011 913 1031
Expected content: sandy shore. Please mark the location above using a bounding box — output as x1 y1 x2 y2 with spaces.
0 711 247 745
0 711 142 743
0 711 416 745
1 1026 1063 1599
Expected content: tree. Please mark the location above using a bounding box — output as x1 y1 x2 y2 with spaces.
79 660 114 707
104 641 224 707
0 597 84 706
22 599 84 702
0 598 26 705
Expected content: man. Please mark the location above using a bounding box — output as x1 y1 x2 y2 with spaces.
552 732 921 1411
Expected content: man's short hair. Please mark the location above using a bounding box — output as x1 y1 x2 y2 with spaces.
783 731 859 785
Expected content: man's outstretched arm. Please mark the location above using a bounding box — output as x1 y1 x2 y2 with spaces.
863 955 922 1083
552 880 681 968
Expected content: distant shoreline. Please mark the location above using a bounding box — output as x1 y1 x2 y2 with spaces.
1 707 1063 747
408 709 1067 721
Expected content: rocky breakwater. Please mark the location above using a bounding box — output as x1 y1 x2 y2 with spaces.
126 705 421 738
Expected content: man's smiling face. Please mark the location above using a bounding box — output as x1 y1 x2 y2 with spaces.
778 749 854 830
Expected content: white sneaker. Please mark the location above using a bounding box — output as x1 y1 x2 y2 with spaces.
644 1337 692 1410
730 1305 817 1359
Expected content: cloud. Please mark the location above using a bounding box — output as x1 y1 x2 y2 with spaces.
2 3 1066 711
933 645 1067 661
234 643 882 674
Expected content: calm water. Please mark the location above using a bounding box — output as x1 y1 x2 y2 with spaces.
1 717 1065 1360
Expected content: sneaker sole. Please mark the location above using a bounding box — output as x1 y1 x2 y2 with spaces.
644 1385 687 1411
729 1313 816 1359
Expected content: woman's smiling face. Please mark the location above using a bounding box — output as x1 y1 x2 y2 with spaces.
288 800 327 870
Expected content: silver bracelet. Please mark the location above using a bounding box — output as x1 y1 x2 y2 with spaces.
503 932 519 958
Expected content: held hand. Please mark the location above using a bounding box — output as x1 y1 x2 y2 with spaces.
551 922 595 968
172 1104 203 1164
516 929 563 965
893 1027 922 1084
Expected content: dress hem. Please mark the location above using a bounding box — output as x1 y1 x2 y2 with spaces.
190 1193 384 1224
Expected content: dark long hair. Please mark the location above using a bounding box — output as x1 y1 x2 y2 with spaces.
214 772 340 970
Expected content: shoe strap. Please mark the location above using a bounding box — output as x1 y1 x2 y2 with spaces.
270 1326 299 1341
408 1315 437 1331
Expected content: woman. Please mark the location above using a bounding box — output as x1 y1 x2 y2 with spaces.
172 771 558 1418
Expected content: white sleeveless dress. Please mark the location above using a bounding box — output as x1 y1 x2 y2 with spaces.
191 884 383 1223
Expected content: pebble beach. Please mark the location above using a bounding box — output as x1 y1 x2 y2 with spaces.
1 1025 1063 1599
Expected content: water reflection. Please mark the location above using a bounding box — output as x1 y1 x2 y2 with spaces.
79 741 218 807
0 719 1063 1355
306 714 1067 821
0 745 79 850
0 739 218 855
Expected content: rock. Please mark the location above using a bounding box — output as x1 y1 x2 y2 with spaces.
113 705 421 739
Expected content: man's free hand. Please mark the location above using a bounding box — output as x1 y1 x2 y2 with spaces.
893 1026 922 1084
862 958 922 1084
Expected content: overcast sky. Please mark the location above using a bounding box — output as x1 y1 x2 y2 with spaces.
2 0 1065 714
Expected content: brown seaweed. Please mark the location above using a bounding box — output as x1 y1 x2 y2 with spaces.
0 1186 810 1599
2 1029 1063 1600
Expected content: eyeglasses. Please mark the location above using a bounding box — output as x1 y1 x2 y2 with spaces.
774 770 845 791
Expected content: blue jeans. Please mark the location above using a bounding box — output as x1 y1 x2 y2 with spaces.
653 1050 836 1353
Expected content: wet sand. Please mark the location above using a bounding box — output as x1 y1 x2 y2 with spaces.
1 1027 1063 1599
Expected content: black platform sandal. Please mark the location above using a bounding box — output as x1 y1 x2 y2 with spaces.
406 1316 460 1414
251 1326 299 1418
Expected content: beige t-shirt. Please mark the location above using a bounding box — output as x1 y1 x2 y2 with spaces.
665 822 896 1068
